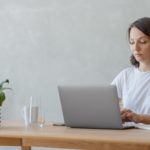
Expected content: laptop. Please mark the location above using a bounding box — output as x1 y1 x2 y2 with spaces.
58 85 134 129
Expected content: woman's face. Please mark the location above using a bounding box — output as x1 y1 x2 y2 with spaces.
129 27 150 64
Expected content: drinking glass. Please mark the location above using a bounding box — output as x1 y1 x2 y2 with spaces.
29 96 45 128
22 105 30 127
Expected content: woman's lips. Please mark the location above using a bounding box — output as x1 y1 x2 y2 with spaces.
134 54 143 58
134 53 142 56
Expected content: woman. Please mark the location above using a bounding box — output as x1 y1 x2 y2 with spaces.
112 17 150 124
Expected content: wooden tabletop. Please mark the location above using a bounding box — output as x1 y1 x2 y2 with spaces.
0 121 150 150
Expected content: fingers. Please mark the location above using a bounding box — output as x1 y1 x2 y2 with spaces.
121 108 132 115
121 109 141 123
126 112 140 123
121 112 131 122
121 108 133 122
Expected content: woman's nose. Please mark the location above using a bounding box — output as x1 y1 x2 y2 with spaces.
132 43 140 52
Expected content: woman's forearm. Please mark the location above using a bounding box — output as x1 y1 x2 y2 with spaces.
139 114 150 124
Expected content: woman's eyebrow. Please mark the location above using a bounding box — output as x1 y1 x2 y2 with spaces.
130 36 149 40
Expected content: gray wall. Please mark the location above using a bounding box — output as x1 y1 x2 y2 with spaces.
0 0 150 149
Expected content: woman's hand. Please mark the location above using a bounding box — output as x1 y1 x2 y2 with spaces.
121 108 142 123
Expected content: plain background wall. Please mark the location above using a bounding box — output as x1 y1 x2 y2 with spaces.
0 0 150 149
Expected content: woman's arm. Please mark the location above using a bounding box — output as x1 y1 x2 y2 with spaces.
121 109 150 124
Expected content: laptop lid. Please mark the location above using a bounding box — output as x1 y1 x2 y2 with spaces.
58 85 123 129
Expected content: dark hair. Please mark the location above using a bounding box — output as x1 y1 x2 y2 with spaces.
128 17 150 67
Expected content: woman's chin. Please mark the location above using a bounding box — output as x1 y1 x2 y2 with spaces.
135 56 143 62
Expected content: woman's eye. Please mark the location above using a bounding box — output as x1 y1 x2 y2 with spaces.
140 40 146 43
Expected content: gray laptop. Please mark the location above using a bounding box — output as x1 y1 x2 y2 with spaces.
58 85 134 129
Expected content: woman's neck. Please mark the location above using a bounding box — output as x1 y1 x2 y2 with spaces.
139 63 150 72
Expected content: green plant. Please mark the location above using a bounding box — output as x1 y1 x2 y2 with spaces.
0 79 11 106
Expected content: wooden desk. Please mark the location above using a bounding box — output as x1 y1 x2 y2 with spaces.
1 121 150 150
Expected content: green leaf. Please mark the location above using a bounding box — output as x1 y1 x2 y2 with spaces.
0 79 11 106
0 91 5 106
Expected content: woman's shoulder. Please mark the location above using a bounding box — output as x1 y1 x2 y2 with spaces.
119 66 135 76
112 67 135 86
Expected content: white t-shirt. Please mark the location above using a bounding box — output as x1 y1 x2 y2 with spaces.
112 67 150 115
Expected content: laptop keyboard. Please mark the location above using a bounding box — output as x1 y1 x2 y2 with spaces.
123 122 135 129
